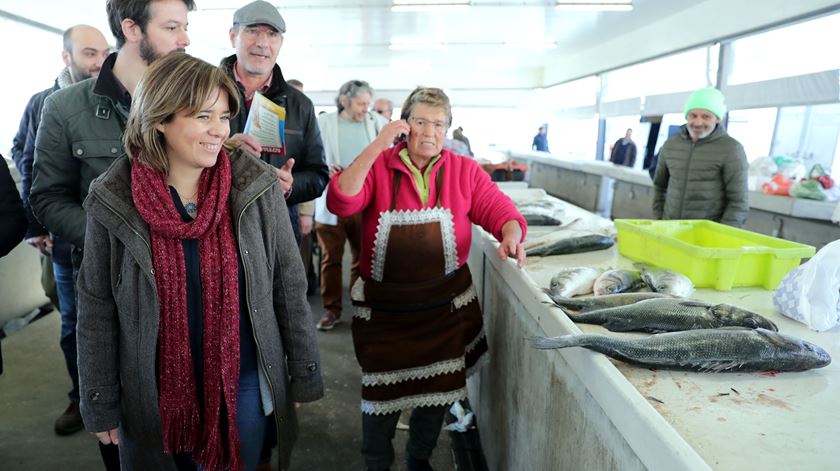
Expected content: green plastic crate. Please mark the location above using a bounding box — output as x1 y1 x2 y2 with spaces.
614 219 815 291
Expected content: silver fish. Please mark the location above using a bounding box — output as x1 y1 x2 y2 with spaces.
544 292 671 312
531 328 831 372
593 269 644 295
640 267 694 298
525 234 615 257
548 267 602 298
565 298 779 333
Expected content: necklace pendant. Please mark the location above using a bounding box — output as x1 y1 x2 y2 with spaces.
184 202 198 213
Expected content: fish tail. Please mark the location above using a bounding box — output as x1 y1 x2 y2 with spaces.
530 334 587 350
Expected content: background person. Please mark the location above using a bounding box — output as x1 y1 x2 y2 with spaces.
609 128 637 168
76 52 323 471
532 125 549 152
652 87 749 227
328 86 526 471
373 97 393 121
313 79 386 331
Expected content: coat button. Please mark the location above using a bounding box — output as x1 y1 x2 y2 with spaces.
307 363 317 372
111 147 118 154
278 416 284 423
76 149 83 156
90 392 101 401
244 249 249 254
267 364 272 369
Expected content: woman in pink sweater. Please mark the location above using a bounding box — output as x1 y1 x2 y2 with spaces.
327 86 526 471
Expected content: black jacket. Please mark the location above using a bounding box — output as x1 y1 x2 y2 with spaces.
31 53 129 250
1 157 26 257
220 55 329 239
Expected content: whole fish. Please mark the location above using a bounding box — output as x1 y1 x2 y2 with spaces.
525 234 615 257
522 213 564 226
548 267 602 297
640 267 694 298
593 269 644 295
531 328 831 372
565 298 778 333
544 291 671 312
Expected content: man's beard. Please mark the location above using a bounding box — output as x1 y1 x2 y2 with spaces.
140 36 184 65
68 62 97 83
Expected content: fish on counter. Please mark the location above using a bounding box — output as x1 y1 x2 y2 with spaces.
639 266 694 298
531 328 831 372
544 291 671 312
525 233 615 257
564 298 778 333
517 202 565 226
548 267 603 298
522 213 564 226
593 269 645 295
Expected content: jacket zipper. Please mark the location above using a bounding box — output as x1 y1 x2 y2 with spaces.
236 181 283 430
677 142 696 218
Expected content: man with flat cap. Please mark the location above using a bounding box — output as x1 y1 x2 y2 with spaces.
653 87 749 227
222 0 328 243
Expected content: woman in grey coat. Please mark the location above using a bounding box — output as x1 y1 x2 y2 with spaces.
76 53 323 471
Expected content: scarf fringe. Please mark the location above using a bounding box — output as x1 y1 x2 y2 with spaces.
159 402 200 454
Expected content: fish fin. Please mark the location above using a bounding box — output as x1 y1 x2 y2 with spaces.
602 318 637 332
696 361 743 373
755 328 799 351
679 300 712 308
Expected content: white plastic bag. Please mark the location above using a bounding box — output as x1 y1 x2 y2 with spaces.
773 240 840 331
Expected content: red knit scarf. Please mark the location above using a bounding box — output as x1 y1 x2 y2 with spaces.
131 149 241 470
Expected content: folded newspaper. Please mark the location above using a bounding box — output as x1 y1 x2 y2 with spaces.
243 92 286 154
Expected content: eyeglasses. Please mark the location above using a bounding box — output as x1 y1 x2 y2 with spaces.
408 117 447 133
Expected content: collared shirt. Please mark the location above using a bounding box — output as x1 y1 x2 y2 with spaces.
398 148 441 206
233 63 273 108
93 52 131 109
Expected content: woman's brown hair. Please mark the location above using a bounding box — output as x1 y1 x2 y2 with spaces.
124 52 240 173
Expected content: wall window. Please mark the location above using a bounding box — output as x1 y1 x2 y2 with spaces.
726 108 778 162
0 19 63 158
543 117 599 160
602 46 718 102
727 12 840 86
771 103 840 174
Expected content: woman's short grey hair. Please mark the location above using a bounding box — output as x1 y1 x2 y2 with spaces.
336 80 373 112
400 87 452 128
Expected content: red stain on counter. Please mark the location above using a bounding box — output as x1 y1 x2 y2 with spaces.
756 393 792 411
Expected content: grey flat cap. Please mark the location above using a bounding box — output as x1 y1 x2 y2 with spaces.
233 1 286 33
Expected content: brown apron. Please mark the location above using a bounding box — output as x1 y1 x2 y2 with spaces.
351 168 488 415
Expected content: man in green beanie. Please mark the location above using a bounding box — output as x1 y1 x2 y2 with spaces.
652 87 749 226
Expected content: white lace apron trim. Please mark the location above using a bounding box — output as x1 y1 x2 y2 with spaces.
351 278 372 320
452 284 477 310
361 357 465 387
371 207 458 282
465 328 486 355
361 388 467 416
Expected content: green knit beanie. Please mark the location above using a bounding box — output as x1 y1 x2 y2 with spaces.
684 87 726 119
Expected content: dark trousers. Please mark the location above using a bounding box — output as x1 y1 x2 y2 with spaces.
362 405 448 471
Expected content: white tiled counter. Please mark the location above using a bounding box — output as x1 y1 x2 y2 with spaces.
466 193 840 471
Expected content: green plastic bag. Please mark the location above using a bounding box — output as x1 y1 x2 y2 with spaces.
790 179 827 200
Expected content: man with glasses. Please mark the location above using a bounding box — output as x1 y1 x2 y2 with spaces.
222 0 328 243
314 80 387 330
373 97 394 121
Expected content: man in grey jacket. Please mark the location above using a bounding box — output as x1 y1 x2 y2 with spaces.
30 0 193 466
652 87 749 227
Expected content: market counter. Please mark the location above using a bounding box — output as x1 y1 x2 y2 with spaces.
466 193 840 470
507 150 840 249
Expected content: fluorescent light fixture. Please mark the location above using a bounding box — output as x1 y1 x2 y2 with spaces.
392 0 470 11
503 41 558 49
389 40 445 50
555 0 632 11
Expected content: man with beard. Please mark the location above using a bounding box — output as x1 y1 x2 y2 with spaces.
10 24 109 439
30 1 193 468
652 87 749 227
221 0 329 244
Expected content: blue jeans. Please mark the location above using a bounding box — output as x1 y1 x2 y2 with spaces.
54 260 78 402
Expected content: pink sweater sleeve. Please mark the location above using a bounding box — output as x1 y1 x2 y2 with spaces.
465 160 528 242
326 168 376 217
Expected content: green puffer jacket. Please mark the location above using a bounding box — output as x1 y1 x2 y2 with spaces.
652 124 749 226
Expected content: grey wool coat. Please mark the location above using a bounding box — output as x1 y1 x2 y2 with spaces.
652 124 749 227
76 149 324 471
